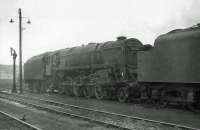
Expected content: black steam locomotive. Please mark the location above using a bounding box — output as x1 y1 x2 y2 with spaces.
24 24 200 108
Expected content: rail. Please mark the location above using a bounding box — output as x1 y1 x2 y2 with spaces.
0 91 199 130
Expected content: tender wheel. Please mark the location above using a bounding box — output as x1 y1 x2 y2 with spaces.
159 100 169 108
186 103 195 111
73 85 82 97
83 86 93 98
95 85 106 100
117 87 129 103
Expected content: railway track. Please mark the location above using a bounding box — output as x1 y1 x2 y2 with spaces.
0 109 42 130
0 91 199 130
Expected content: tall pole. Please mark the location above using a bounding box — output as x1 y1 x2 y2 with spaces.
19 8 23 93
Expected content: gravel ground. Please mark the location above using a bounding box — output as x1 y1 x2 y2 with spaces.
1 94 176 130
0 98 116 130
20 92 200 129
0 81 199 129
0 110 35 130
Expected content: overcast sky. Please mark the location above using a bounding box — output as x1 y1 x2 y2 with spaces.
0 0 200 65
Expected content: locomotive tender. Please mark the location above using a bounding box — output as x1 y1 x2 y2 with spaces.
24 24 200 107
138 24 200 107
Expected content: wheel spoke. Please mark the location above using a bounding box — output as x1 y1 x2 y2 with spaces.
73 85 81 97
83 86 93 98
95 86 105 100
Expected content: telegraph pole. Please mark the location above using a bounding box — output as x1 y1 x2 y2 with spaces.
19 8 23 93
10 8 31 93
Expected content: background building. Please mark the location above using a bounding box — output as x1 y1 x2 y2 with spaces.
0 64 19 80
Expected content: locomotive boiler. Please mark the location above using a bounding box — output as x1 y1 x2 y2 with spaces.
24 36 144 102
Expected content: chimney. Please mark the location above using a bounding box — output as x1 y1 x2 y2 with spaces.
117 36 127 41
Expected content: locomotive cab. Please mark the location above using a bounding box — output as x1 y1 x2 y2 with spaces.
94 36 143 102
